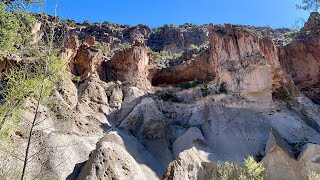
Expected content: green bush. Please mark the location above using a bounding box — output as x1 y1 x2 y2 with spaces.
60 19 76 27
308 171 320 180
217 156 265 180
149 50 162 64
95 41 109 53
102 21 111 25
0 3 36 59
201 85 210 97
149 49 181 65
240 156 265 180
122 42 131 49
0 48 68 139
218 162 243 180
189 44 199 50
72 75 83 86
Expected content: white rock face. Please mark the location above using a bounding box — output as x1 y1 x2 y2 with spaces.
77 132 159 180
162 147 212 180
299 144 320 178
262 130 302 180
172 127 206 158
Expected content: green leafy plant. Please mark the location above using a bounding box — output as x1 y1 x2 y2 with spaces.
72 75 82 86
0 3 36 59
308 171 320 180
0 49 68 137
149 50 162 64
217 156 265 180
102 20 112 26
201 85 210 97
149 49 181 65
189 44 199 50
95 41 109 53
240 156 265 180
218 162 243 180
122 42 131 49
60 19 76 27
297 0 320 11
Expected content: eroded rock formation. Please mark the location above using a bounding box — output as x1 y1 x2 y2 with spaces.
148 24 209 52
110 40 151 89
152 23 296 106
279 13 320 104
65 35 107 80
2 12 320 180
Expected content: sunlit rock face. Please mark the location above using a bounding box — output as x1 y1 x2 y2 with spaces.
64 35 107 80
110 40 151 89
279 12 320 104
2 12 320 180
151 23 296 107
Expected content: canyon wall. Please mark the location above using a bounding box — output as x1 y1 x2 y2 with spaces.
1 13 320 180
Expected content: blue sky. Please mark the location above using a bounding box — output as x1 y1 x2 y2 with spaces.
29 0 310 28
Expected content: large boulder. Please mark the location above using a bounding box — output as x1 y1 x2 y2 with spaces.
77 131 162 180
162 147 211 180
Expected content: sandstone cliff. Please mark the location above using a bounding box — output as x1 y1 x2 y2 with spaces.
1 13 320 180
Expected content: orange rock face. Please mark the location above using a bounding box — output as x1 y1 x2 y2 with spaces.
259 38 297 97
279 13 320 104
62 14 318 104
110 40 151 89
65 36 107 80
302 12 320 31
151 50 213 86
279 38 320 103
152 24 295 100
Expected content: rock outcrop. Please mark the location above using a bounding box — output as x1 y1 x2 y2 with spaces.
262 130 302 180
279 12 320 104
299 143 320 178
64 35 107 80
110 40 151 89
123 24 152 43
148 24 209 52
152 23 296 106
77 131 160 180
262 129 320 180
151 50 213 86
302 12 320 31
